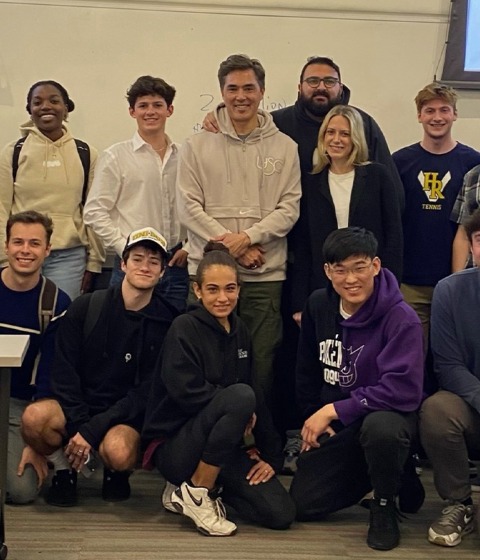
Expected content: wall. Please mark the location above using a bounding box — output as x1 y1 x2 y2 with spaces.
0 0 478 152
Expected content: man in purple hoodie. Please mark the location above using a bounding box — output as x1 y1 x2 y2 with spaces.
290 227 424 551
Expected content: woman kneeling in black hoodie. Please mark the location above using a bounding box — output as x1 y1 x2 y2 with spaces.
142 242 295 536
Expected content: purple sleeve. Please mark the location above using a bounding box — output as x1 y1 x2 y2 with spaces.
334 320 424 426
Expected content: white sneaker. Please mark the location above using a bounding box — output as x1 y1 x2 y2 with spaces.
428 503 475 547
162 481 179 514
171 481 237 536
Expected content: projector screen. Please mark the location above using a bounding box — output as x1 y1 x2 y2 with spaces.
441 0 480 88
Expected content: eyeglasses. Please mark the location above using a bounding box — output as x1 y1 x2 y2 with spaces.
328 262 373 278
302 77 340 89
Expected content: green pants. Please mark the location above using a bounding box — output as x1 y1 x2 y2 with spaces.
237 281 283 404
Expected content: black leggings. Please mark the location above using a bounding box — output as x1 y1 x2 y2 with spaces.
154 384 295 529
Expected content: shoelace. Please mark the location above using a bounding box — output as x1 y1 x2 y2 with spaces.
212 496 227 519
283 434 302 456
438 504 469 526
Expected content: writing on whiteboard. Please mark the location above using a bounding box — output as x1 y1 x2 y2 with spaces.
192 94 289 133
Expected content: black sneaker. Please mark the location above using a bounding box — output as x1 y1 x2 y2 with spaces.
398 455 425 513
102 469 131 502
46 469 78 507
367 498 400 551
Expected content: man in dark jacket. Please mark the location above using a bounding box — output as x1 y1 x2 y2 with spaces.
419 209 480 548
22 227 176 506
290 227 423 551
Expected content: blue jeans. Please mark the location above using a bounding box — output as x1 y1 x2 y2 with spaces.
110 255 188 313
42 246 86 300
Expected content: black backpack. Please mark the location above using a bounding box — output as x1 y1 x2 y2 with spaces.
82 289 108 340
12 136 91 205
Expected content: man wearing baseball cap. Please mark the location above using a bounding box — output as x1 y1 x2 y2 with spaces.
22 227 176 506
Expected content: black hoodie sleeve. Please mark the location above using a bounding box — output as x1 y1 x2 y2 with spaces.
295 291 329 419
160 317 222 416
79 385 151 449
50 294 93 434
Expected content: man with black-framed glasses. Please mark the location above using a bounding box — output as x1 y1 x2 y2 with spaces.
272 56 403 203
290 226 424 551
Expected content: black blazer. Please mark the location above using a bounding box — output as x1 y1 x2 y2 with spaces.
291 162 403 313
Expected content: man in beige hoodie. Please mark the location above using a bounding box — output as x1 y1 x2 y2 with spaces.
177 54 301 405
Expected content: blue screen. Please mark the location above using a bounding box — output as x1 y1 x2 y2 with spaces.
465 0 480 71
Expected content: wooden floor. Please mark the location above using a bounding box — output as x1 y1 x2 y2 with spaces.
4 468 480 560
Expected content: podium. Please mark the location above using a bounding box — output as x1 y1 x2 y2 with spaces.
0 335 30 560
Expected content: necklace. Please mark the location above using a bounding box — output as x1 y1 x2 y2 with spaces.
153 144 167 153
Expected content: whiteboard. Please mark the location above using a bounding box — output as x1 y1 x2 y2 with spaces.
0 0 479 154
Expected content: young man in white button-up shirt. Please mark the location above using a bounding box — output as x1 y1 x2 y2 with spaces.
84 75 188 311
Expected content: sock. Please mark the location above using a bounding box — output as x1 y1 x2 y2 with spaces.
47 448 70 471
462 497 473 506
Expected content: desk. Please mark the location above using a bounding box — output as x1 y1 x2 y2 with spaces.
0 335 29 560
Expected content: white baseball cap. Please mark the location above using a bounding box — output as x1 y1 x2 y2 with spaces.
122 227 168 258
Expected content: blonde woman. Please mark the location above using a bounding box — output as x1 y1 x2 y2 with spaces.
291 105 403 325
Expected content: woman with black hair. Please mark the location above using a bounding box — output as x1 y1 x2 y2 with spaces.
0 80 104 299
143 243 295 537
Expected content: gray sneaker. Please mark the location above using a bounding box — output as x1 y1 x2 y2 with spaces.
171 481 237 536
162 481 179 514
282 430 302 474
428 503 475 547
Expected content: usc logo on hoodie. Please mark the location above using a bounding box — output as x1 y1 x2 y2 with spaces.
256 156 284 176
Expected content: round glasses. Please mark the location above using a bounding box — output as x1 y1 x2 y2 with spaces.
302 77 340 89
328 262 373 278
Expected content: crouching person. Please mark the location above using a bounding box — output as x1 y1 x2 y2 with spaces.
1 211 70 504
419 209 480 547
142 243 295 536
290 227 424 550
22 227 176 505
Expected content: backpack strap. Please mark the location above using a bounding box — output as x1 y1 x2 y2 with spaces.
12 137 27 183
83 289 108 340
12 137 90 205
74 139 90 205
30 276 58 386
39 276 58 334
